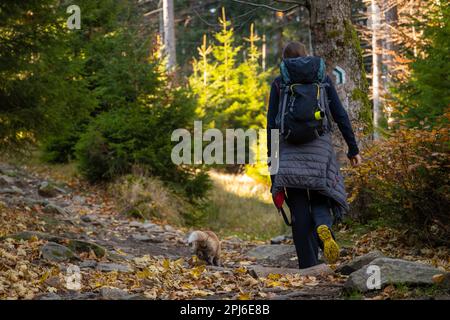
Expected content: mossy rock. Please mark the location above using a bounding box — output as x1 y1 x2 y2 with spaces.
1 231 107 258
67 239 106 258
41 242 77 262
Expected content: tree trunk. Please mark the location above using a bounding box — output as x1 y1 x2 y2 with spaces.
162 0 176 69
370 0 381 140
381 0 398 128
309 0 371 161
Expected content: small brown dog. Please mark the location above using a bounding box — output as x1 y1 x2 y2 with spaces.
188 230 221 266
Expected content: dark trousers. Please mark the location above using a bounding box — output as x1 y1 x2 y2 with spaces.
286 188 333 269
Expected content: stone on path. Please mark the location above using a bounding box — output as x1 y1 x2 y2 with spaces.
131 234 152 242
246 245 296 261
3 231 107 258
36 293 62 300
80 214 103 225
96 262 133 273
0 186 24 195
129 221 143 228
0 175 15 187
67 239 107 258
79 260 97 269
249 263 334 278
43 203 70 215
336 250 385 275
100 287 135 300
41 242 77 262
270 235 292 244
345 257 448 292
131 233 164 243
38 181 65 198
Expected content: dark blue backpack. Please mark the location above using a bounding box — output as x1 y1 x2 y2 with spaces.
275 56 333 144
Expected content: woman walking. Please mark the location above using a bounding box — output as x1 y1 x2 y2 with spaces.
267 41 362 269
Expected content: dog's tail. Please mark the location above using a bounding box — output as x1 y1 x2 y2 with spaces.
188 230 208 244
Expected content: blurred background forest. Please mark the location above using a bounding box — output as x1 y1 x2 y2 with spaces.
0 0 448 244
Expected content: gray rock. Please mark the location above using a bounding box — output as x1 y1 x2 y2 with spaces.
43 203 70 215
41 242 77 262
225 236 244 244
96 262 133 273
100 287 134 300
0 166 17 177
2 231 106 258
164 225 175 232
22 197 49 207
131 233 164 243
148 236 164 243
270 235 291 244
336 250 385 275
36 293 62 300
67 239 107 258
249 263 334 278
80 215 95 223
345 257 448 292
247 245 296 261
129 221 143 228
0 186 25 195
131 234 152 242
0 175 15 187
38 181 65 198
79 260 97 269
80 214 102 225
142 222 158 229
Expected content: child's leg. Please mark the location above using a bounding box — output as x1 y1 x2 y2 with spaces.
286 188 320 269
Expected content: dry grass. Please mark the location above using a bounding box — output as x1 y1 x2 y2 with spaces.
0 151 79 184
203 171 289 240
109 172 189 225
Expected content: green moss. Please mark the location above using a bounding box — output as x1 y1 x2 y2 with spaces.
352 88 373 132
327 30 341 38
344 19 373 133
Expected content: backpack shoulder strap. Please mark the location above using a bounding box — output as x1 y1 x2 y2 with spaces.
273 77 283 96
319 82 334 132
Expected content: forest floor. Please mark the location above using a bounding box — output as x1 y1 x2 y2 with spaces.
0 161 449 300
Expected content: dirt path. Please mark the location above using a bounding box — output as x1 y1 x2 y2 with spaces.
0 163 348 300
2 163 448 300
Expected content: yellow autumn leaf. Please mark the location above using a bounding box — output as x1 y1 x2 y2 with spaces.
136 268 152 279
181 283 193 290
238 292 252 300
162 259 171 270
267 273 281 280
235 266 247 274
190 265 205 278
266 280 282 287
192 289 212 296
39 270 51 284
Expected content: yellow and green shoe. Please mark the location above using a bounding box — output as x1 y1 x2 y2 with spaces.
317 225 340 264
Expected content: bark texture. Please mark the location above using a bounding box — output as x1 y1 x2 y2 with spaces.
309 0 371 161
163 0 176 69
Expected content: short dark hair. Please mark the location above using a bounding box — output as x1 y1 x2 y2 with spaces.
282 41 308 59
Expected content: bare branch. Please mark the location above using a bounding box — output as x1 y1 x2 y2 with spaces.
230 0 300 13
192 9 221 28
144 8 162 17
274 0 307 6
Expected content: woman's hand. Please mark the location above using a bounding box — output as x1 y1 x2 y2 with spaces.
349 154 362 167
